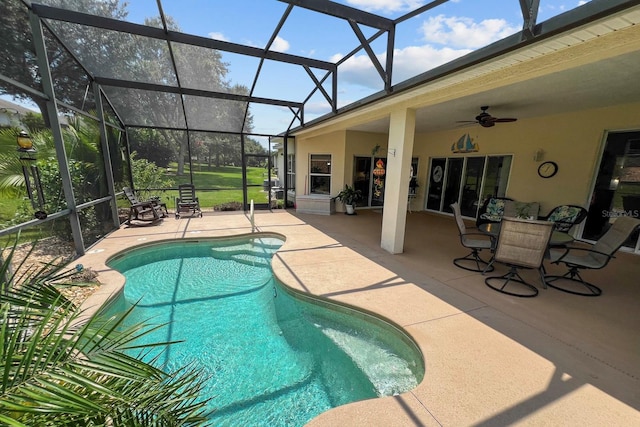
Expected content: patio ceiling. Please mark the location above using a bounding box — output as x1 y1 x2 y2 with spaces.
25 0 640 137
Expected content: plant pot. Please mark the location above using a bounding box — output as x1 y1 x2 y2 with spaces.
345 204 356 215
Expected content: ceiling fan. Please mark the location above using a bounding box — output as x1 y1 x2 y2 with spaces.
458 106 517 128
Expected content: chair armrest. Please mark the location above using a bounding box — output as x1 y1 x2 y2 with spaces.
551 246 614 264
464 231 493 239
462 232 495 245
131 201 153 208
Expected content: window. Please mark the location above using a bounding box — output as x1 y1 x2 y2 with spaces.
310 154 331 195
287 154 295 191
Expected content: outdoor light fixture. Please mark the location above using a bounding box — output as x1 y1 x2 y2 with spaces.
16 130 46 218
16 130 34 150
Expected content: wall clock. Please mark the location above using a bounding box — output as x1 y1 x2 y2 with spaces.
538 161 558 178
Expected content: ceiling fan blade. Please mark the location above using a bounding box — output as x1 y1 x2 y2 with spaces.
457 106 517 127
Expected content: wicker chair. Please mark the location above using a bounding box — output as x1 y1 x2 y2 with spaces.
484 217 554 297
546 216 640 296
451 202 495 273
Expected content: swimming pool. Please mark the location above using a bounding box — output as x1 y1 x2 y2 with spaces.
104 234 424 426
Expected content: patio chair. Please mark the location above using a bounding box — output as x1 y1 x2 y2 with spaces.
123 187 167 224
475 196 513 227
484 217 554 297
175 184 203 219
545 216 640 296
451 202 495 273
541 204 588 233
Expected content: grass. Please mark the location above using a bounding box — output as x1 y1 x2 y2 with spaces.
141 165 274 210
1 166 277 241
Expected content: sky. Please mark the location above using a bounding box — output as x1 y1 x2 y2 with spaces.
3 0 590 139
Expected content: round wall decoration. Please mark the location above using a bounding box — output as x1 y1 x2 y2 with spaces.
537 161 558 178
432 165 443 183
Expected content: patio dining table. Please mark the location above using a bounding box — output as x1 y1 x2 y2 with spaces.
479 221 575 247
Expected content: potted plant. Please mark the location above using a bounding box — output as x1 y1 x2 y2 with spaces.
334 184 363 215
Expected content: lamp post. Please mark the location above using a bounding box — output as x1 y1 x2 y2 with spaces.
17 130 46 218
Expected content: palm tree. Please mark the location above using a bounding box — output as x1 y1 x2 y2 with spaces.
0 127 56 193
0 238 211 426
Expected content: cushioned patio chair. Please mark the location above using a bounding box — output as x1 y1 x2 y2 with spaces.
545 216 640 296
542 204 588 233
476 196 513 227
451 202 495 273
484 217 554 297
123 187 167 224
175 184 203 219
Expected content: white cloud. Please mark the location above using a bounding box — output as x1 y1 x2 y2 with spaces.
338 54 385 90
271 36 290 53
333 14 518 90
421 15 519 49
336 44 471 90
346 0 423 14
391 44 471 81
208 32 228 42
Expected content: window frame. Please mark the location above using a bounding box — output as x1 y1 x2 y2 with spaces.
309 153 332 195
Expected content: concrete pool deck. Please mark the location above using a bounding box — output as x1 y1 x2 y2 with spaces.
77 209 640 426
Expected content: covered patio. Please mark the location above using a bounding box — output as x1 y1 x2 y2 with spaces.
78 209 640 425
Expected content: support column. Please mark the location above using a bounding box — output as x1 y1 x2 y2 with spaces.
93 83 121 228
29 11 85 255
381 108 415 254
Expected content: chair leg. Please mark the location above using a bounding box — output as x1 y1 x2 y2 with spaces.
545 267 602 296
453 248 494 273
485 266 539 297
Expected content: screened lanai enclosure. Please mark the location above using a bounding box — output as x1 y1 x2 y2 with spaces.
0 0 632 257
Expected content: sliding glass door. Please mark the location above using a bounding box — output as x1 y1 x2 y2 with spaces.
353 156 419 208
426 155 512 218
584 131 640 251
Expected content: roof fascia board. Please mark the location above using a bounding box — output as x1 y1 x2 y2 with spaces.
95 77 303 109
31 3 335 71
278 0 393 30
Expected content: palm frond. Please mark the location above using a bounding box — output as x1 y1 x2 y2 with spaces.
1 237 211 426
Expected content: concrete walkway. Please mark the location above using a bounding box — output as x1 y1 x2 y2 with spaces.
77 209 640 426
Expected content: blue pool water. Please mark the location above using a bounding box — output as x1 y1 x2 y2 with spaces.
104 235 424 426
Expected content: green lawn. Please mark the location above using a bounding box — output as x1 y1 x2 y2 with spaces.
2 165 276 227
143 165 274 210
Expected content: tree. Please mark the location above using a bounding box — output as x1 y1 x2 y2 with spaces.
0 0 129 126
2 0 253 182
21 111 46 132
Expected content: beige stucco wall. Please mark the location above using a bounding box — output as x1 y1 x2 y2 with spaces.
295 130 346 199
295 102 640 216
414 102 640 215
295 130 389 213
